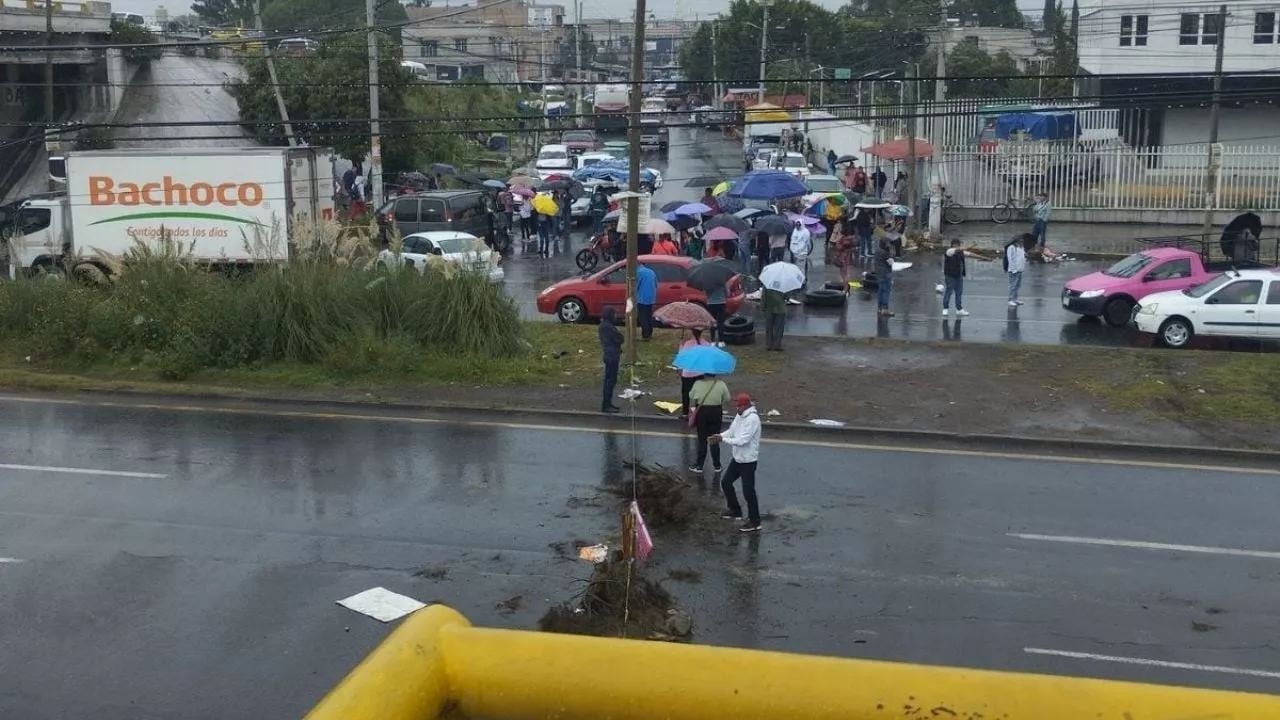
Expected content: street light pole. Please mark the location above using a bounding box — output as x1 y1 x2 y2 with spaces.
757 0 771 103
623 0 648 374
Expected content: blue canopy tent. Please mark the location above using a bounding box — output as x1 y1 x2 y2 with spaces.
994 112 1078 141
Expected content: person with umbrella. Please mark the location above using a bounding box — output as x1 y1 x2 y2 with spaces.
535 196 555 257
676 328 711 418
874 235 896 317
652 234 679 255
753 230 770 276
759 260 804 350
873 167 888 199
688 254 736 346
636 262 657 340
710 392 763 533
827 149 837 175
598 306 623 414
789 219 812 283
699 188 721 216
688 371 732 474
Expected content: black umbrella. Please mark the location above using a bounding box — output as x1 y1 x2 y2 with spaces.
457 171 489 186
835 154 858 164
660 200 689 213
703 214 749 234
431 163 457 175
754 215 792 236
684 175 723 188
686 258 738 291
735 207 769 219
1221 212 1263 259
669 215 700 231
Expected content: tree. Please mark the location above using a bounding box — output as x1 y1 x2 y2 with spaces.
259 0 406 33
111 20 163 64
932 37 1028 98
190 0 254 27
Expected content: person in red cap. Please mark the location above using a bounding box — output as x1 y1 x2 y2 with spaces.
710 392 763 533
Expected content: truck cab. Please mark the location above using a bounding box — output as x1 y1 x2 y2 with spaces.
0 195 71 276
639 116 668 151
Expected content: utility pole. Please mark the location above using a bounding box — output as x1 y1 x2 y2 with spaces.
757 0 771 103
256 0 296 146
934 32 946 103
905 63 918 233
711 20 718 109
43 0 53 124
366 0 383 209
623 0 647 373
574 0 583 123
1201 4 1227 239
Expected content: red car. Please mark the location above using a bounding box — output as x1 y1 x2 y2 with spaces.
560 129 600 155
537 255 745 323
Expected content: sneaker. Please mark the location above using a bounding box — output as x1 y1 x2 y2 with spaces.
712 466 723 473
941 308 949 317
689 465 703 473
739 522 762 533
1008 300 1019 307
1016 300 1025 306
721 513 743 520
601 406 620 414
956 309 970 316
715 342 725 348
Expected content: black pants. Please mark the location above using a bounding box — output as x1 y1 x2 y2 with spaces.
694 405 723 468
638 303 654 339
707 303 726 342
765 312 786 350
602 358 619 410
520 216 532 239
721 460 760 523
680 376 697 416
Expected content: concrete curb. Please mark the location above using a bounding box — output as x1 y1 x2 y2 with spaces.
49 386 1280 466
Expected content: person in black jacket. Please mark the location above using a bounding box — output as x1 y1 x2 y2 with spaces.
753 230 770 276
598 307 623 413
942 238 969 317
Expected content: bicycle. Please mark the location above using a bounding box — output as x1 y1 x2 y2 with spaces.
990 189 1036 225
942 194 965 226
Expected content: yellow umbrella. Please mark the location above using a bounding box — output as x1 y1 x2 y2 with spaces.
712 180 731 196
531 193 559 216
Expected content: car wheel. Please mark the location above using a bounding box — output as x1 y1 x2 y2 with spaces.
803 288 847 307
1102 297 1134 327
556 297 587 324
1158 317 1193 348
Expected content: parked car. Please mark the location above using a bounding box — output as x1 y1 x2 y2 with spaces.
534 143 573 178
561 129 600 155
536 255 746 323
376 190 492 243
779 152 812 179
802 174 844 207
1063 244 1274 327
1132 268 1280 348
639 116 669 151
376 231 504 282
576 151 615 170
602 140 630 157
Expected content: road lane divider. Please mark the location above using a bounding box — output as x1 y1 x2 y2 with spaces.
0 462 166 479
1025 648 1280 680
1010 533 1280 560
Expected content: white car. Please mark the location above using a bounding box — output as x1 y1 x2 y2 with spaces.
1132 268 1280 348
535 143 573 179
377 231 504 283
753 148 780 171
779 152 812 179
571 180 618 219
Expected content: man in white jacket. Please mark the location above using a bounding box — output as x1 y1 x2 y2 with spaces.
711 393 763 533
1005 234 1028 307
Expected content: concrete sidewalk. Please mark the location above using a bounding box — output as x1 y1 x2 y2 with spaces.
942 221 1199 256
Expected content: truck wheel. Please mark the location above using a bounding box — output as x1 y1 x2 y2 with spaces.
1158 317 1193 348
556 297 587 324
1102 297 1134 327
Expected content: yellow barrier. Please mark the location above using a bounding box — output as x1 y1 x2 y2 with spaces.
308 605 1280 720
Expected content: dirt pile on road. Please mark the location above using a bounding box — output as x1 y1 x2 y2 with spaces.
538 556 692 641
607 460 711 527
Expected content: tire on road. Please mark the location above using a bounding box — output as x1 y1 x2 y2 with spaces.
803 288 847 307
724 314 754 333
556 297 587 324
1102 296 1135 327
1158 316 1194 348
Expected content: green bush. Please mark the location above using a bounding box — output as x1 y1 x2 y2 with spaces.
0 258 524 381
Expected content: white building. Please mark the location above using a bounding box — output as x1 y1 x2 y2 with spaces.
402 25 520 83
528 3 564 28
1077 0 1280 150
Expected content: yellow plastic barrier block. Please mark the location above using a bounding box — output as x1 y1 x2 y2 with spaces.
309 605 1280 720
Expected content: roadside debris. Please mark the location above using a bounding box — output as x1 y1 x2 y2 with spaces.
538 556 691 642
611 460 711 527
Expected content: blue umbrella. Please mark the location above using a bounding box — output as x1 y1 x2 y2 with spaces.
674 202 714 216
673 345 737 375
482 179 507 190
728 170 809 201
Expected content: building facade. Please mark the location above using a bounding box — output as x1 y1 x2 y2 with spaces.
402 1 567 81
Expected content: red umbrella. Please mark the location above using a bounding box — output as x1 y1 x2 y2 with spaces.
703 226 740 242
654 301 715 330
860 137 934 161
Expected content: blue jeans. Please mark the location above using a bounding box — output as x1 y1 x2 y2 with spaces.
1033 219 1047 246
537 218 551 254
859 229 873 257
943 275 963 310
877 272 893 309
591 212 604 235
602 357 619 409
1007 272 1023 301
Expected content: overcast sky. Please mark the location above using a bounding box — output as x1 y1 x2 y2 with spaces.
131 0 1041 25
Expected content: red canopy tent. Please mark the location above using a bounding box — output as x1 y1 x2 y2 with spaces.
861 138 935 161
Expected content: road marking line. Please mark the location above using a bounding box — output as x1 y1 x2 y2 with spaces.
0 462 166 479
0 557 24 563
0 394 1276 476
1010 533 1280 560
1024 648 1280 680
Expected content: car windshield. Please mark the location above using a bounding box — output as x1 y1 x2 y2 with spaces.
1103 252 1155 278
538 149 567 161
807 177 842 193
1184 273 1231 298
783 156 806 169
433 236 480 254
563 132 592 142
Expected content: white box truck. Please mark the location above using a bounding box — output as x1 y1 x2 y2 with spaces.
5 146 336 276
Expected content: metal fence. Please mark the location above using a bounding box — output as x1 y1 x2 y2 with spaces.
930 143 1280 212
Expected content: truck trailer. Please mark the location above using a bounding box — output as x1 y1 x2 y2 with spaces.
5 146 335 276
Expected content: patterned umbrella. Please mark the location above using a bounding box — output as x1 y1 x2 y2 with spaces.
654 301 715 329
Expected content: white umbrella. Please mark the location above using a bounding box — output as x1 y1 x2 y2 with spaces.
759 261 806 293
644 218 676 235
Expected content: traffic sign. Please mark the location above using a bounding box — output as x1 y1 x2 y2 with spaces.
834 68 851 80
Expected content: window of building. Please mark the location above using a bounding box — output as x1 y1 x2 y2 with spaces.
1135 14 1149 45
421 40 438 58
1202 12 1222 44
454 38 468 52
1179 13 1200 45
1120 14 1133 45
1255 11 1276 43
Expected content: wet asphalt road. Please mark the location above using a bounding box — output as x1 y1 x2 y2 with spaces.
504 127 1139 348
1 395 1278 718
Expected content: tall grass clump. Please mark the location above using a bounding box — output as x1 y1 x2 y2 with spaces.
0 224 524 381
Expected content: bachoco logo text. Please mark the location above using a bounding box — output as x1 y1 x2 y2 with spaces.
86 175 267 226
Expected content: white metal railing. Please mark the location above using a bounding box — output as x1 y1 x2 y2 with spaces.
930 143 1280 212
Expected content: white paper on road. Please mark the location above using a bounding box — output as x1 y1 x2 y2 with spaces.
337 587 427 623
808 419 846 427
890 261 913 272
